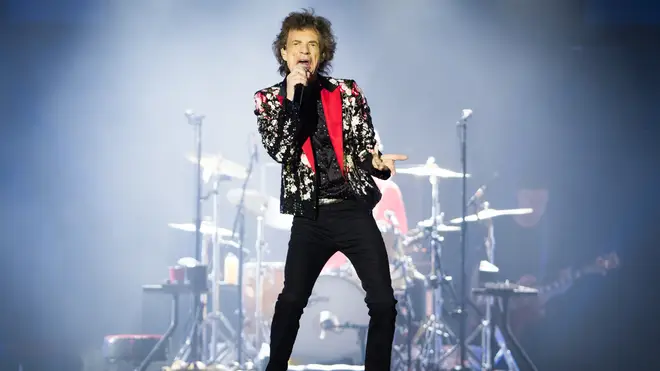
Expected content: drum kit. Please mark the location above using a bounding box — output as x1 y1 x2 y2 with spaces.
162 114 535 371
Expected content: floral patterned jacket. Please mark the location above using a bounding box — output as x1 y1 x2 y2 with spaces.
253 76 390 218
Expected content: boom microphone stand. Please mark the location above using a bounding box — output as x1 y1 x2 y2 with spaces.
427 170 449 362
229 138 259 366
456 108 473 370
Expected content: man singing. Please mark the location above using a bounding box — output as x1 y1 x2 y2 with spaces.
253 9 407 370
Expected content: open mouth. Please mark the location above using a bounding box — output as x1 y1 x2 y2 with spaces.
298 59 311 69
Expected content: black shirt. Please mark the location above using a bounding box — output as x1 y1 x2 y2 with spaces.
299 82 353 200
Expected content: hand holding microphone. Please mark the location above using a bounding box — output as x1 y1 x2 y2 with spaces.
286 64 310 104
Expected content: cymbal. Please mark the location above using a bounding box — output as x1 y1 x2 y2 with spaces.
397 163 469 178
226 188 293 230
168 221 234 237
186 153 248 182
416 217 462 232
448 208 533 224
403 220 458 248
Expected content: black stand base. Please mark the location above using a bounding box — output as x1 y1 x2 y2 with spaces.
136 294 180 371
494 298 539 371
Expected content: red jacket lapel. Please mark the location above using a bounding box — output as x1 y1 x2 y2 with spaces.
321 88 344 174
301 137 316 173
277 86 343 175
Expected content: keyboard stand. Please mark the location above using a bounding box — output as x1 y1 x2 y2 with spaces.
473 282 540 371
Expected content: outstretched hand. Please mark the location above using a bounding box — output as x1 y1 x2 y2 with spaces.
371 150 408 175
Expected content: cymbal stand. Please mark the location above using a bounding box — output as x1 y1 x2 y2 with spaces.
206 173 238 363
428 173 447 356
384 221 412 370
415 166 459 368
252 148 269 352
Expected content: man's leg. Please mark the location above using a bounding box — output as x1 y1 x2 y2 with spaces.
266 216 336 371
334 203 397 370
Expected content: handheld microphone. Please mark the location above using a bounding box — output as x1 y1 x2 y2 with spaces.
293 84 304 107
292 66 310 107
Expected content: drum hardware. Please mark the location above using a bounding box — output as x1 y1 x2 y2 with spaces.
399 156 468 369
319 311 368 334
397 156 472 368
225 137 260 368
203 171 238 363
388 228 416 371
378 215 417 370
319 311 368 359
225 187 287 355
226 154 291 364
253 160 268 352
225 155 288 352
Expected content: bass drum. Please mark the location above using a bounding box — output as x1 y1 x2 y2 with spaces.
290 273 368 365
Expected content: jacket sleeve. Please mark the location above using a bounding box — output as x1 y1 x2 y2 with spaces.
351 81 391 180
254 91 303 164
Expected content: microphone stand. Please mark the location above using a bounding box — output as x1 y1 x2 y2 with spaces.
456 110 472 370
186 111 205 363
187 111 205 266
229 140 258 366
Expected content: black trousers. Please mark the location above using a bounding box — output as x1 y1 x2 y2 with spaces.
266 199 397 371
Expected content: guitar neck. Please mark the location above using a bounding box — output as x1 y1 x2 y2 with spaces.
509 252 618 336
534 266 588 303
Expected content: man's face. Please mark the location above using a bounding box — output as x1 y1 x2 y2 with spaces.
281 28 322 76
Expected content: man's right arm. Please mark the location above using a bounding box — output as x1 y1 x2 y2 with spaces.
254 91 303 164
